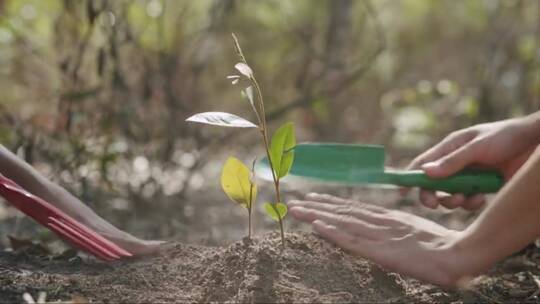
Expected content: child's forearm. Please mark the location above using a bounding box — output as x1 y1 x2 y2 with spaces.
450 145 540 278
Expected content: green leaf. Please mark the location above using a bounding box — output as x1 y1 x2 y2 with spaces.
264 202 287 222
186 112 257 128
221 157 257 209
270 122 296 178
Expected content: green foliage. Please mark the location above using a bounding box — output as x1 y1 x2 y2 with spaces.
263 202 288 222
270 122 296 179
220 157 256 210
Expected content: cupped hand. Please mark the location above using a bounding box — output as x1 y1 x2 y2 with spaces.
405 118 539 210
289 193 473 286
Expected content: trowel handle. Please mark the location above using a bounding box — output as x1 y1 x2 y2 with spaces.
389 169 504 195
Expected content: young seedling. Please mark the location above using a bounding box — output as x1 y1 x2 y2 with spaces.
263 122 295 245
186 33 295 247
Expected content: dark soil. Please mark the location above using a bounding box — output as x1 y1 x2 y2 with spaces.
2 232 540 303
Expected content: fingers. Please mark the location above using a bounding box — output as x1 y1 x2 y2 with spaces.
128 240 166 256
401 144 455 197
304 193 386 214
461 194 486 211
400 147 441 196
403 141 480 203
289 206 388 240
305 193 348 204
302 191 484 212
438 193 466 209
418 191 485 210
419 190 439 208
300 190 484 215
406 131 471 171
402 130 476 196
421 143 480 178
407 143 453 171
311 220 379 257
418 192 465 209
289 199 391 226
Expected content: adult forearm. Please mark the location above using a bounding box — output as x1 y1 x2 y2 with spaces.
0 145 163 255
0 145 53 199
0 145 113 229
450 145 540 279
521 111 540 142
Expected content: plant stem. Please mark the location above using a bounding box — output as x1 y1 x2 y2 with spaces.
253 66 285 248
248 208 252 239
248 173 255 240
274 182 285 247
260 128 285 247
252 78 267 131
233 33 286 247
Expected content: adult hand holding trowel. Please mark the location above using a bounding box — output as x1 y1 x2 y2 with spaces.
404 113 539 210
288 111 540 286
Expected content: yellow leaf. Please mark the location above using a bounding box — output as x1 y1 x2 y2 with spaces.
221 157 257 209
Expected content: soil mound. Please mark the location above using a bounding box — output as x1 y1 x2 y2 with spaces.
0 232 407 303
1 232 539 303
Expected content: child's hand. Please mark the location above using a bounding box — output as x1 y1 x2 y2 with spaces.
403 117 539 210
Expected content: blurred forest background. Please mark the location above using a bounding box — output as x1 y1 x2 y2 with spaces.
0 0 539 250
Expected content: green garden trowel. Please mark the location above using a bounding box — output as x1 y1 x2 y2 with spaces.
257 143 504 195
